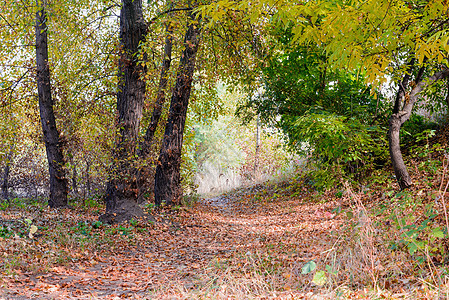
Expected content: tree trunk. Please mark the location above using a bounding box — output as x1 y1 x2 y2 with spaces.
136 21 173 203
100 0 148 224
72 163 78 195
389 67 449 189
388 113 412 189
1 153 12 201
154 11 201 206
35 0 68 208
254 114 260 180
139 19 173 157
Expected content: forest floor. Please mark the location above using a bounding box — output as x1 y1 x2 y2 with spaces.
0 174 448 299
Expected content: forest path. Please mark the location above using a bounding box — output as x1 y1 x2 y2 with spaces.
1 182 343 299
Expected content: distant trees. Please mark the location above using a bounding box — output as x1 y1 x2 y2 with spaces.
3 0 448 217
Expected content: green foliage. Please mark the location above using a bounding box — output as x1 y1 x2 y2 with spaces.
71 221 93 236
116 225 132 236
290 112 377 162
0 217 39 239
92 221 103 229
0 224 14 238
234 25 390 189
301 260 334 286
288 111 387 189
410 129 444 171
401 115 438 146
0 198 43 211
261 41 384 122
83 195 103 209
144 202 156 212
374 189 448 267
70 220 135 239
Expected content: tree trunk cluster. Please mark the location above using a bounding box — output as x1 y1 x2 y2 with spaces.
101 0 201 223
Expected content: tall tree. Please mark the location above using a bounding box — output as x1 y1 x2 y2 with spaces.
100 0 148 223
139 21 173 158
35 0 68 207
154 8 201 205
136 19 173 202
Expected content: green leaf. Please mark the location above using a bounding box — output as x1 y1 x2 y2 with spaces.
312 270 327 286
408 242 418 255
431 227 445 238
301 261 316 274
325 264 337 275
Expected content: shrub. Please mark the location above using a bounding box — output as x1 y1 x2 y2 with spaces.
287 110 387 189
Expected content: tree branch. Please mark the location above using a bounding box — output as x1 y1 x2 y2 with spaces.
149 7 192 24
401 67 449 121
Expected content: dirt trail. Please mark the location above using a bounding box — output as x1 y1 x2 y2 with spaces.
1 184 343 299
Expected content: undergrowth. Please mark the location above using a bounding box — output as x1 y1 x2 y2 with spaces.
0 201 151 276
2 145 449 298
293 152 449 298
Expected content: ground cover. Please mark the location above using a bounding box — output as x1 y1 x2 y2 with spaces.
1 166 449 299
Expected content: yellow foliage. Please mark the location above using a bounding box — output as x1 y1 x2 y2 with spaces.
202 0 449 84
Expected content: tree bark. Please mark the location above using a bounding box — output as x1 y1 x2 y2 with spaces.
139 19 173 157
100 0 148 224
154 11 201 206
1 152 12 201
35 0 68 207
135 21 173 203
392 59 415 114
72 163 78 195
389 67 449 189
388 114 412 189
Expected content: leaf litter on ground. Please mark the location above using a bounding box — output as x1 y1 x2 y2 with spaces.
1 175 448 299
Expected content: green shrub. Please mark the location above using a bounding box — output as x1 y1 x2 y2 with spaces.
401 114 438 146
288 110 388 189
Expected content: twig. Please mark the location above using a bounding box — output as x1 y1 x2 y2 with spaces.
439 157 449 236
